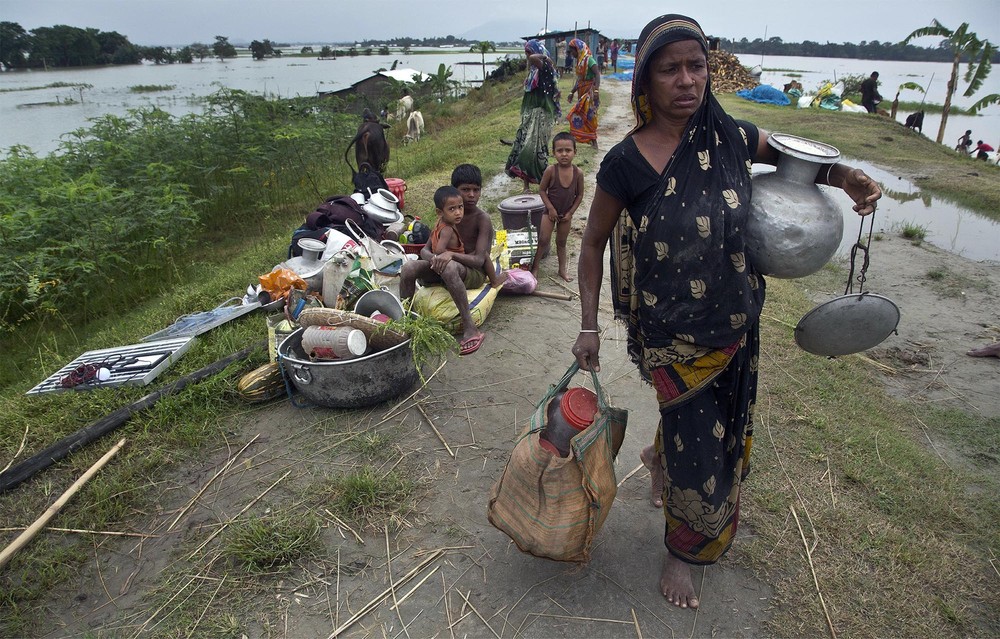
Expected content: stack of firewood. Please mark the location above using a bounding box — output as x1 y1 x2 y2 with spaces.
709 50 757 93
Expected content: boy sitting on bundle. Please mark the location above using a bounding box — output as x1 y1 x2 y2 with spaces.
399 169 506 355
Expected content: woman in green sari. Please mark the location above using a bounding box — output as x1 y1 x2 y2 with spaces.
505 40 561 192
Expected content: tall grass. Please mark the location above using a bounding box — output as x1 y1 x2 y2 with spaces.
0 90 356 337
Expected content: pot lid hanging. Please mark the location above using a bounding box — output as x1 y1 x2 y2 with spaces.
794 293 900 357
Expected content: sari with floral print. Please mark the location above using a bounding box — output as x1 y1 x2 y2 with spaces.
566 39 599 144
599 14 765 564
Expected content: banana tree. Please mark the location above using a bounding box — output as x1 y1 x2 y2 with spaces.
470 41 496 83
902 20 996 143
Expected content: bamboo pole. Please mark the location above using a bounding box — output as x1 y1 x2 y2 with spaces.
529 289 574 301
0 438 126 570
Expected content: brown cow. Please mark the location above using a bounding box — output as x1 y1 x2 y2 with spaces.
345 108 390 176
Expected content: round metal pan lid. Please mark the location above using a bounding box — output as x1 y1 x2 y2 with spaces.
794 293 900 356
499 194 545 213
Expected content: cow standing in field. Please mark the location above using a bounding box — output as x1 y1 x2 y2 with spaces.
404 110 424 144
345 108 390 176
395 93 414 122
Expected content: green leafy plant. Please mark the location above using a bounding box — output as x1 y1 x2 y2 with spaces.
384 311 457 377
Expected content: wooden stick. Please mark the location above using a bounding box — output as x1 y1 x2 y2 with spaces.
529 613 632 624
547 276 579 298
0 526 156 539
324 509 365 545
390 565 439 610
0 438 126 570
327 549 444 638
616 463 645 488
791 505 837 639
416 402 455 458
457 590 501 639
385 526 410 639
631 608 643 639
529 289 573 301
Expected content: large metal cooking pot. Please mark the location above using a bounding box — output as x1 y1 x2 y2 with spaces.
745 133 843 279
278 327 418 407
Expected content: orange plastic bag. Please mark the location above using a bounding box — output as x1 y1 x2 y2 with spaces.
259 268 307 302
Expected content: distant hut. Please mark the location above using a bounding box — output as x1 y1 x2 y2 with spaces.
320 68 428 116
524 27 602 64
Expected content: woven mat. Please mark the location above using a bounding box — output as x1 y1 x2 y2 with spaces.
298 308 407 351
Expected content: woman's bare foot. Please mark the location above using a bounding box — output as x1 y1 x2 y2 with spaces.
639 445 664 508
559 269 573 282
660 553 699 609
967 342 1000 357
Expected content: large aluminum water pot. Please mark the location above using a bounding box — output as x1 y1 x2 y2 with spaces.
278 328 418 407
745 133 843 279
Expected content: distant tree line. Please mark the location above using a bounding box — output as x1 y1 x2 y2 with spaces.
0 21 269 68
358 35 475 48
721 36 1000 63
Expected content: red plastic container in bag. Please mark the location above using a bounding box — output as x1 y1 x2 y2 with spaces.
539 387 599 456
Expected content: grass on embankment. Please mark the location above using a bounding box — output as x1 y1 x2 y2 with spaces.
0 78 997 638
719 94 1000 218
0 75 586 635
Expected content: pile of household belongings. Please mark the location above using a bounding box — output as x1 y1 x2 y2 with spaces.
254 192 534 362
794 81 867 113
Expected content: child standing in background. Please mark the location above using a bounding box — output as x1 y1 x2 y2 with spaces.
531 132 584 281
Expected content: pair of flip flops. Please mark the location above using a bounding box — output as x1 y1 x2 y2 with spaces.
459 333 485 356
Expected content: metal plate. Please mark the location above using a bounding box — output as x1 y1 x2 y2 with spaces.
142 298 262 342
26 337 195 394
795 293 900 356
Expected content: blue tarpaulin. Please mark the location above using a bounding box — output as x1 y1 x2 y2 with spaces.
736 85 791 106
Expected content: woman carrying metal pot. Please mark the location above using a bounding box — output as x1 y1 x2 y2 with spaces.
572 14 881 610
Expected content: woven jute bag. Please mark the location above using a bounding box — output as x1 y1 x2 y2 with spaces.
488 363 627 563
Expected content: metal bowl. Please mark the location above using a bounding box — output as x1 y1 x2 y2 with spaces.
278 327 418 407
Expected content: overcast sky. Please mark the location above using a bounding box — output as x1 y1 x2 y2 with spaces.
2 0 998 47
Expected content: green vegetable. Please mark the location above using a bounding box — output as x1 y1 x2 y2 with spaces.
382 312 457 380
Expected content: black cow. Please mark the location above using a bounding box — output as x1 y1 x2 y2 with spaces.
904 111 924 134
345 108 390 176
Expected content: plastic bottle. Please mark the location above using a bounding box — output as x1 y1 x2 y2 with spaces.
539 387 599 457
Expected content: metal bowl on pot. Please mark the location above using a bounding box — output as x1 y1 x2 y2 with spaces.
278 327 418 407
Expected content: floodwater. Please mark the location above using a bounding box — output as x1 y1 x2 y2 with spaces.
742 54 1000 153
753 159 1000 263
0 48 509 154
3 52 998 262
